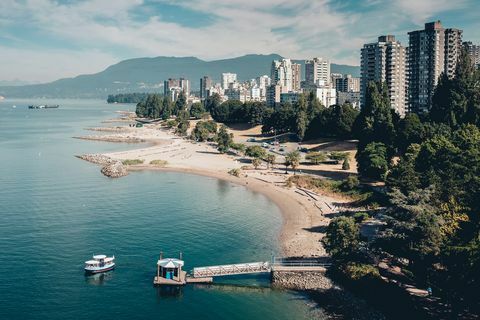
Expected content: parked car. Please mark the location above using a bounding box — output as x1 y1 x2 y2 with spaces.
262 142 269 148
247 138 256 142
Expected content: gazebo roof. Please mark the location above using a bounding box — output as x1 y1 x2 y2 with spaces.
157 258 184 268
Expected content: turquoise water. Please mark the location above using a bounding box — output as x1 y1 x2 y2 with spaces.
0 99 323 319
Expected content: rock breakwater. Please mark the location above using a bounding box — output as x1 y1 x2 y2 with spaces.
76 154 128 178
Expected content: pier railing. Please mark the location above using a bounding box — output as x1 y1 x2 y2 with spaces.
192 262 271 278
272 257 332 268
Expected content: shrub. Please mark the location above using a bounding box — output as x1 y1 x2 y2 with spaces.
121 159 144 165
150 160 167 167
164 119 177 128
230 143 246 154
245 145 266 159
228 168 241 177
252 158 262 169
305 152 327 164
342 157 350 170
353 212 369 223
342 263 381 281
340 175 360 191
329 151 349 161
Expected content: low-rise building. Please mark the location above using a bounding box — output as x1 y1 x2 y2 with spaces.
266 84 282 107
337 91 360 108
280 92 301 104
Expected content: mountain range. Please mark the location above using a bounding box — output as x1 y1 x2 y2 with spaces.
0 54 360 99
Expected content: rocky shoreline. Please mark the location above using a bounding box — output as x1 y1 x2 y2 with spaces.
76 154 128 178
73 135 146 143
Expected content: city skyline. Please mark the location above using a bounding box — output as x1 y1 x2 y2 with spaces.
0 0 479 83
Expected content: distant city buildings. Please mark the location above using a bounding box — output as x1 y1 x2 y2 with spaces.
280 92 301 104
335 74 360 93
266 84 281 107
271 58 301 93
337 91 360 109
464 41 480 68
407 21 463 113
164 77 190 101
305 57 331 86
315 87 337 108
222 73 237 90
200 76 212 100
330 73 343 89
444 28 463 78
361 35 407 117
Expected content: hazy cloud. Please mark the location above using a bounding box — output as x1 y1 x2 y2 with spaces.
0 0 477 82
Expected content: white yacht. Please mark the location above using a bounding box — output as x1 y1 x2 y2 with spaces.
84 254 115 274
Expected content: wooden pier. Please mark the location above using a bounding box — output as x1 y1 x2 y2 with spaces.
154 254 331 286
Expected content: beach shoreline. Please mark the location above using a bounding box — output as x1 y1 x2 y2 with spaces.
78 120 352 257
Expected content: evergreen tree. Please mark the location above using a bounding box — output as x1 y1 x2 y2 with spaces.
353 81 395 153
174 91 187 115
431 49 480 127
216 125 233 153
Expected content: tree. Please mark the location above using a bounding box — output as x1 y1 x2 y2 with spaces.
353 81 395 156
205 93 222 112
191 121 217 142
174 91 187 115
266 154 276 169
430 49 480 127
305 103 359 140
342 157 350 170
285 151 301 174
252 158 262 169
375 187 444 279
356 142 389 180
160 96 173 120
216 125 233 153
139 94 162 119
322 216 361 261
190 102 205 119
245 145 266 159
176 120 189 136
305 152 326 165
262 103 297 135
395 113 424 154
230 142 246 155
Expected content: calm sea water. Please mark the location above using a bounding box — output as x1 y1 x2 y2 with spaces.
0 99 325 319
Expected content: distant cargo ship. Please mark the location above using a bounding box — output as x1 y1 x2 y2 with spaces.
28 104 59 109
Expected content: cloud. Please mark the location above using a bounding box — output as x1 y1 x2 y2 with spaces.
393 0 469 24
0 0 477 82
0 46 116 82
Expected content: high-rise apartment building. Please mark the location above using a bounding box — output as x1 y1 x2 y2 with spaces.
271 59 292 92
444 28 463 78
330 73 343 89
292 63 302 92
266 84 281 107
464 41 480 68
221 73 237 89
164 78 190 98
408 21 463 113
200 76 212 100
305 57 331 86
335 74 360 93
361 35 407 116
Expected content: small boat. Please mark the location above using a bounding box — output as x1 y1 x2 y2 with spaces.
28 104 59 109
84 254 115 274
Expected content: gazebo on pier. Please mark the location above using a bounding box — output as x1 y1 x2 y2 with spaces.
153 253 186 285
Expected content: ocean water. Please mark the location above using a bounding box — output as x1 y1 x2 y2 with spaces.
0 99 324 319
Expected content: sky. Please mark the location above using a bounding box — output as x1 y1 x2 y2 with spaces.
0 0 479 83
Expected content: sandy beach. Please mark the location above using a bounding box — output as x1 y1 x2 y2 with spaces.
78 119 355 257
